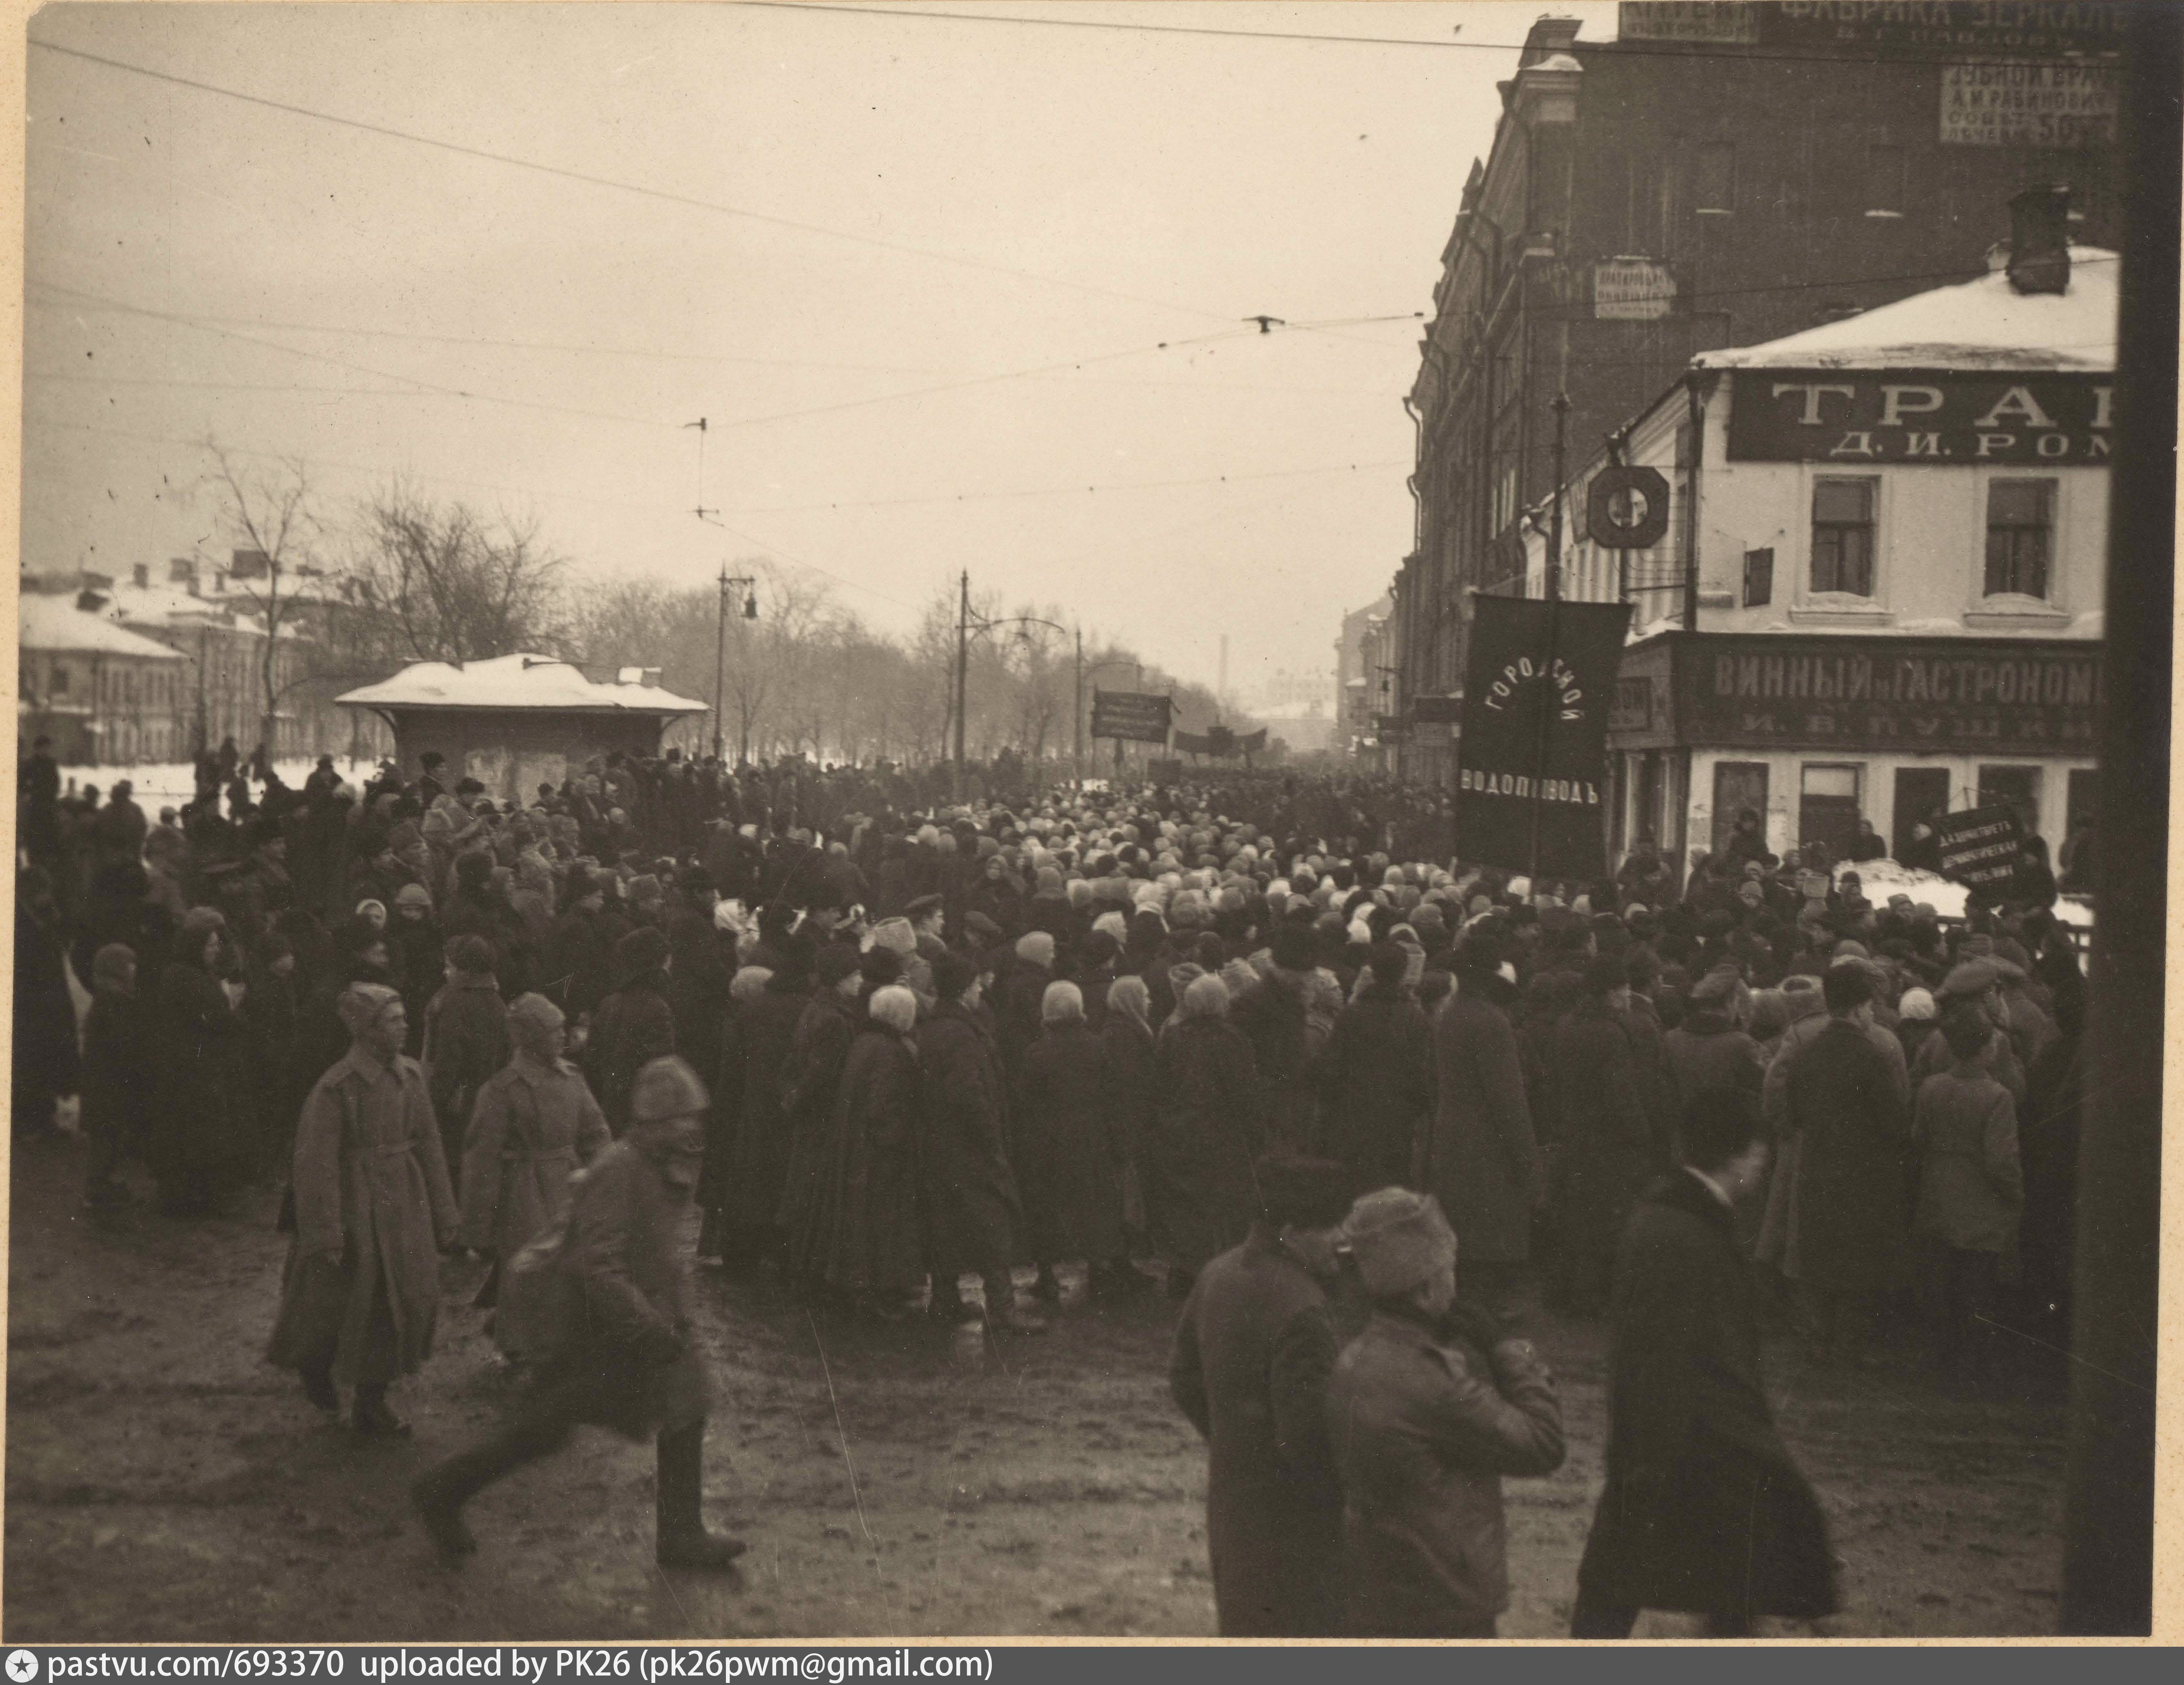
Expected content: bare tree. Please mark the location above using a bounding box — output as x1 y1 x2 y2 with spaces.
199 441 323 757
344 481 570 665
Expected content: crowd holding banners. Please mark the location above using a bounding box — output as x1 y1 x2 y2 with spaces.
12 733 2090 1632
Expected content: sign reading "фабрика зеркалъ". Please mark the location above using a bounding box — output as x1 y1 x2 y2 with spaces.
1726 370 2110 465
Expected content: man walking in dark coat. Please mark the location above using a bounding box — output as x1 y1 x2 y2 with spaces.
1168 1154 1355 1637
1416 941 1541 1325
1572 1091 1838 1637
412 1056 745 1570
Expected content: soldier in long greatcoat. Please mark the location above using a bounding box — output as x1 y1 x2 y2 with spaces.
267 982 458 1436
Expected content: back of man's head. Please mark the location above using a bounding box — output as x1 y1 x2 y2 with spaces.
1821 960 1873 1017
1680 1090 1758 1175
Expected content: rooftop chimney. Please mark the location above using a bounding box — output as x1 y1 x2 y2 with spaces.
2006 184 2072 296
133 562 150 589
169 556 199 596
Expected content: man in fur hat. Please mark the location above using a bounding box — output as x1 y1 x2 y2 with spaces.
1326 1188 1564 1637
414 1055 745 1570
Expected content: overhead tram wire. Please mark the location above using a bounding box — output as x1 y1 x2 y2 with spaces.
26 35 1243 330
751 3 2128 70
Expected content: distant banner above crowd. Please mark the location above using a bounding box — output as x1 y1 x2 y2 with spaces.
1089 689 1172 744
1454 594 1632 880
1929 803 2035 900
1173 725 1267 758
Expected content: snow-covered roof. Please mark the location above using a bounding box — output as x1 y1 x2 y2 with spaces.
18 594 189 660
1694 248 2117 374
338 653 708 716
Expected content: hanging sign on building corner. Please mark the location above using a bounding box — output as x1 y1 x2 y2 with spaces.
1586 466 1672 549
1593 258 1677 321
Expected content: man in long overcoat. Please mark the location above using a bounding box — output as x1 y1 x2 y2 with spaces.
1786 962 1912 1360
267 982 458 1435
918 952 1045 1332
414 1056 744 1570
459 993 610 1346
420 934 512 1190
1548 953 1654 1316
583 925 676 1134
1416 942 1540 1322
1169 1155 1354 1637
1316 944 1434 1195
1573 1092 1837 1636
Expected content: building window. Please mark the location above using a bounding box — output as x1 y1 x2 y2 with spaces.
1810 479 1877 597
1696 142 1735 214
1865 144 1905 216
1985 478 2054 600
1744 546 1775 608
50 664 69 695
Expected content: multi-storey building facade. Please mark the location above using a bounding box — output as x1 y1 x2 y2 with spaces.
1518 189 2108 874
1395 4 2124 786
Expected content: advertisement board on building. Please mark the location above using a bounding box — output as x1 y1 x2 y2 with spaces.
1669 635 2101 752
1940 60 2119 146
1089 689 1172 744
1725 370 2111 465
1593 258 1677 321
1619 2 2128 56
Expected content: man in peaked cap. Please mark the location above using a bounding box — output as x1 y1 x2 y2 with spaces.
414 1055 746 1571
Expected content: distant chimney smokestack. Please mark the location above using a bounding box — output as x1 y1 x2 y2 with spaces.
2007 184 2072 296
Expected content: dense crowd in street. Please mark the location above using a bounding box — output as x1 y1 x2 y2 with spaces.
12 734 2088 1637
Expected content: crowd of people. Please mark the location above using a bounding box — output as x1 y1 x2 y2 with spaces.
11 734 2089 1634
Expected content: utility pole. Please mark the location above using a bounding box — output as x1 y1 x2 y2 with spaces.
1547 391 1569 602
953 569 970 800
1073 627 1084 788
712 566 756 765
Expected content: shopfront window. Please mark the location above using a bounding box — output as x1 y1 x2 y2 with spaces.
1984 478 2054 600
1799 762 1863 859
1810 479 1877 597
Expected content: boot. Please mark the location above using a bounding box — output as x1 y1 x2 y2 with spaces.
409 1411 571 1558
655 1420 747 1571
352 1382 411 1438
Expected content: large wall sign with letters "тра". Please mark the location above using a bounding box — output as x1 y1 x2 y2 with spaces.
1726 370 2112 465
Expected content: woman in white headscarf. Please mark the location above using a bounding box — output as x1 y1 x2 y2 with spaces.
1016 981 1132 1303
805 984 926 1320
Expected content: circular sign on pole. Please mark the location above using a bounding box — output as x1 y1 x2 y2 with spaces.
1586 465 1672 549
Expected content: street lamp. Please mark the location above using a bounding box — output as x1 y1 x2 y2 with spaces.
714 567 757 765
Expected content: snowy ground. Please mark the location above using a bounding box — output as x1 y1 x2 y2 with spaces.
55 759 359 814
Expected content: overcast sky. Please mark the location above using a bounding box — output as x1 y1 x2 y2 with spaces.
21 1 1616 701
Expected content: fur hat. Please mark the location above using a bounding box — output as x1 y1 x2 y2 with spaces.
447 934 498 975
1014 930 1056 968
394 882 433 911
1342 1188 1458 1297
336 981 403 1037
616 924 670 977
868 917 917 957
932 949 981 1000
508 992 565 1037
630 1055 709 1124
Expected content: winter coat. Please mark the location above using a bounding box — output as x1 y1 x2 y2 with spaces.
721 972 810 1229
917 999 1023 1282
1230 967 1317 1148
421 974 512 1155
806 1025 926 1294
1576 1171 1838 1622
459 1053 610 1261
1786 1018 1913 1294
267 1045 458 1385
1911 1069 2023 1253
1547 998 1654 1260
1327 1305 1565 1636
1169 1225 1345 1637
1418 991 1541 1263
80 988 156 1156
1316 982 1434 1195
1100 1010 1158 1223
1661 1010 1765 1115
1148 1017 1264 1274
545 906 615 1018
525 1139 709 1437
666 906 731 1090
582 972 675 1135
776 991 861 1260
152 955 257 1194
13 905 80 1104
1757 1007 1909 1277
388 916 445 1053
1015 1021 1125 1263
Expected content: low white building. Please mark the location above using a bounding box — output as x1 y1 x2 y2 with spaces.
1523 188 2109 873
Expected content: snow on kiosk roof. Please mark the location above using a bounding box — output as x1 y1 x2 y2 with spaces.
337 653 707 716
1693 247 2117 374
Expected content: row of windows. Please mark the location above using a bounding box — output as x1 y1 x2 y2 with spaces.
41 663 184 706
1683 140 1907 219
1747 475 2061 608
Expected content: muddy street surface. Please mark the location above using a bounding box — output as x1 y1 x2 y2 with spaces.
8 1130 2068 1641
